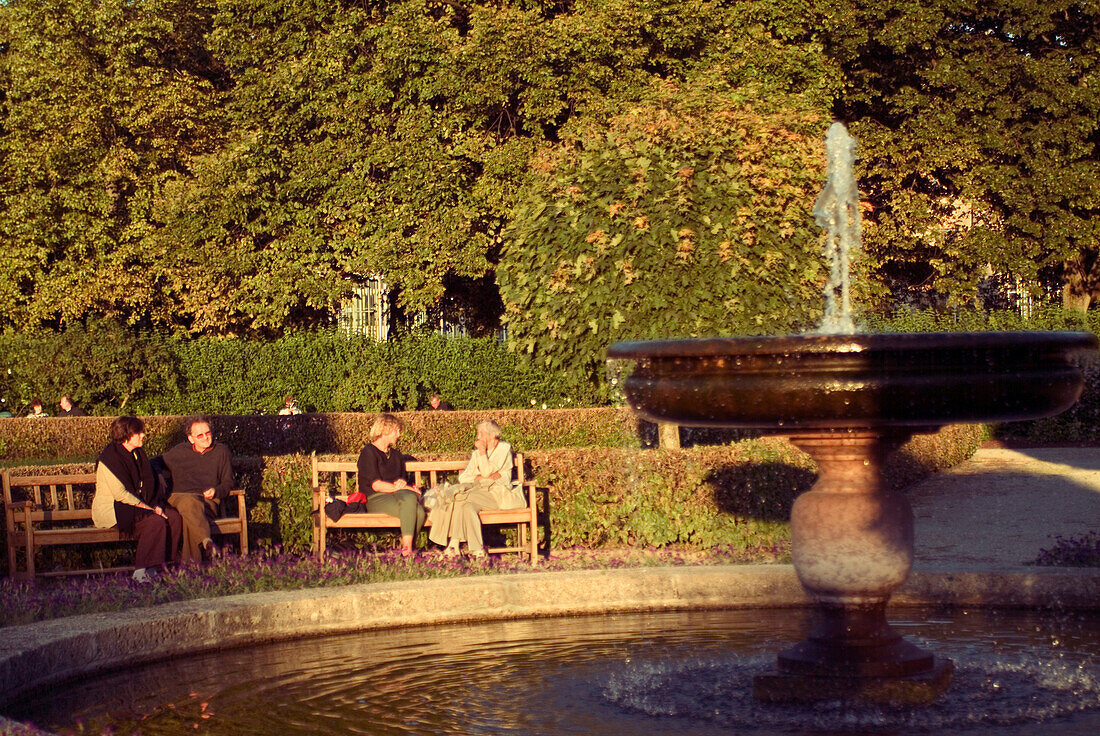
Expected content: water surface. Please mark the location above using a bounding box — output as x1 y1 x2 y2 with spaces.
10 607 1099 735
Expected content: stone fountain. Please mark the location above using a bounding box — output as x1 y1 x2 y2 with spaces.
607 123 1098 703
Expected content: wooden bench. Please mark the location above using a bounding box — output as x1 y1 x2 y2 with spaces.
2 470 248 580
311 454 539 563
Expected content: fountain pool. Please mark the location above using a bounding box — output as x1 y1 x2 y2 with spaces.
9 606 1099 736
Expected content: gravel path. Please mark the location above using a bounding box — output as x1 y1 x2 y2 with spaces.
910 447 1100 568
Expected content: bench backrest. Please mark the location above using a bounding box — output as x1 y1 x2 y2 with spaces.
2 471 98 526
312 455 527 497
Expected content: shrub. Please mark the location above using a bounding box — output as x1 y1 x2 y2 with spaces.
0 408 644 463
1034 532 1100 567
526 425 982 550
500 74 830 393
0 319 179 416
0 329 594 418
0 422 982 574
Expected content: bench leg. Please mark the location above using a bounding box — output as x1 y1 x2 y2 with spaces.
23 506 35 580
527 509 538 565
238 505 249 556
312 503 327 561
6 535 16 582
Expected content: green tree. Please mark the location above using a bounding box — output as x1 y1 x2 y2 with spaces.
0 0 228 328
154 0 558 333
824 0 1100 309
499 70 831 390
0 0 842 338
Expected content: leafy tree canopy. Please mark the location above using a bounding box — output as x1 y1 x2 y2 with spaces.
500 67 832 389
2 0 833 335
0 0 228 329
824 0 1100 308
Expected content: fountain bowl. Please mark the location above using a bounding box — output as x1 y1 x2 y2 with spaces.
607 331 1097 431
608 329 1097 703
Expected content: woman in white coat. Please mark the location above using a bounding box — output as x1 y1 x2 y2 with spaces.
428 420 524 557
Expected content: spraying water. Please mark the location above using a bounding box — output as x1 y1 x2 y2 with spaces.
813 121 861 334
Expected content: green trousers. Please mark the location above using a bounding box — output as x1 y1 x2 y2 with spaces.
366 489 426 537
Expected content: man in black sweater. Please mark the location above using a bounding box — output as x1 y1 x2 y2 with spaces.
58 396 87 416
163 416 234 563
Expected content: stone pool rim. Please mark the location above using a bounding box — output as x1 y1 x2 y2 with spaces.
2 563 1098 729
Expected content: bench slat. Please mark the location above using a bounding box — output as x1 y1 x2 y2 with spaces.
16 510 94 523
5 474 97 485
26 528 127 545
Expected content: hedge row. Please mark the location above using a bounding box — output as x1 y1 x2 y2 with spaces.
3 309 1097 444
0 408 645 463
0 327 597 418
2 424 983 575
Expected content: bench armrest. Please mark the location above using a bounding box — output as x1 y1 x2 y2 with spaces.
5 500 33 511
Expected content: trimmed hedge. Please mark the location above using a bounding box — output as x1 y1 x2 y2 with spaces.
0 329 597 418
0 409 645 463
528 424 982 549
0 423 980 576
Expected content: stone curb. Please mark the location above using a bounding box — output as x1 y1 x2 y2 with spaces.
1 563 1097 725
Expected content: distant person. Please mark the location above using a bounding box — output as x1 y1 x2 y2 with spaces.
58 396 87 416
278 395 303 415
26 399 48 418
427 393 453 411
92 416 182 583
357 413 424 556
428 420 524 558
163 416 235 564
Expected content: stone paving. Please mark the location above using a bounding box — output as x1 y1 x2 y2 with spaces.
910 447 1100 568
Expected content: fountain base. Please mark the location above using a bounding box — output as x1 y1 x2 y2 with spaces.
754 599 955 703
753 659 954 704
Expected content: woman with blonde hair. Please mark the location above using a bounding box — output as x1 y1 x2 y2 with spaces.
356 413 424 555
428 420 524 557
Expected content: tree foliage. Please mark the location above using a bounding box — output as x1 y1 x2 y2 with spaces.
3 0 836 335
824 0 1100 308
1 0 1096 354
0 0 228 328
500 70 831 388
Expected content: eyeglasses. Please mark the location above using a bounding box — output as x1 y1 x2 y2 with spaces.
192 431 213 439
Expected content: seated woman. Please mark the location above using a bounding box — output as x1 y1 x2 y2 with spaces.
357 413 425 556
92 416 182 583
428 420 525 558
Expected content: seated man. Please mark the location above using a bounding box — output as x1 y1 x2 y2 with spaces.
163 416 234 563
427 393 453 411
58 395 87 416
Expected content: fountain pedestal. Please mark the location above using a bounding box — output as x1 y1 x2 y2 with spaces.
752 429 954 703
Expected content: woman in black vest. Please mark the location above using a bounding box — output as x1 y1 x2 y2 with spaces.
92 416 182 583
